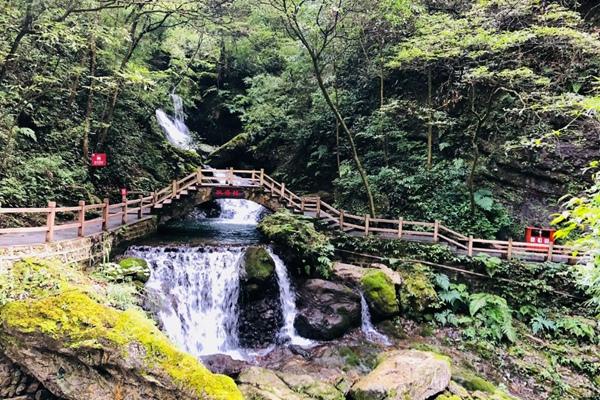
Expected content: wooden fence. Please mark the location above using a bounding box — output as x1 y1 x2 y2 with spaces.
0 168 581 264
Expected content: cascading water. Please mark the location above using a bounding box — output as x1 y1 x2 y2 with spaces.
214 199 265 224
270 248 314 347
156 93 193 150
127 246 246 359
360 293 391 345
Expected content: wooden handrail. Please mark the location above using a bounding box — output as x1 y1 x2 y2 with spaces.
0 168 584 264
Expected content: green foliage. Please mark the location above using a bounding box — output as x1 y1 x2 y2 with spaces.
467 293 517 343
258 210 334 277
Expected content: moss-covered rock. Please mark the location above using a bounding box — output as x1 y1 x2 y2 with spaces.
243 246 275 282
360 270 399 320
398 263 438 315
118 257 150 283
0 290 242 400
207 132 252 168
453 371 517 400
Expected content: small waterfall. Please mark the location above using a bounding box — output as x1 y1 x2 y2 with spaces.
214 199 265 224
360 293 391 345
270 248 314 347
127 246 246 359
156 93 193 150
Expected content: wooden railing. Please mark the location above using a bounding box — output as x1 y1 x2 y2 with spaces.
0 168 582 264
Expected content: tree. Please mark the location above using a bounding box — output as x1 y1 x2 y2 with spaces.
270 0 376 216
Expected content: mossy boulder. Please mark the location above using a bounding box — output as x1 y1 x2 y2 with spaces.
398 263 438 315
360 270 399 320
349 350 451 400
243 246 275 282
0 290 242 400
208 132 252 168
453 371 517 400
118 257 151 283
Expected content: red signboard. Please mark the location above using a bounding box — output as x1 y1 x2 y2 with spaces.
120 188 128 197
525 227 556 249
214 188 244 198
91 153 107 167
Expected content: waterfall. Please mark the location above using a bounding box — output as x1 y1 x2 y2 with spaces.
156 93 193 150
360 293 391 345
269 248 314 347
127 246 246 360
214 199 265 224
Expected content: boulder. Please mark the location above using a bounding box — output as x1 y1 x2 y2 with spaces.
243 246 275 284
238 247 283 348
398 263 438 315
294 279 361 340
349 350 451 400
360 270 399 320
332 262 402 288
0 290 242 400
237 367 344 400
201 354 251 378
117 257 150 283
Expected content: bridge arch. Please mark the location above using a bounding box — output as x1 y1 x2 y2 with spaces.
156 186 290 224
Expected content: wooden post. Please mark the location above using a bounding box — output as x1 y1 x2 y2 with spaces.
196 168 203 185
301 197 306 212
122 195 128 225
152 191 158 205
398 218 403 238
229 167 234 185
171 180 177 199
467 235 473 257
138 195 144 219
280 183 285 198
546 243 554 262
316 198 321 218
259 169 265 186
78 201 85 237
364 215 370 236
46 201 56 242
433 220 440 243
507 239 513 260
102 198 109 231
339 210 344 228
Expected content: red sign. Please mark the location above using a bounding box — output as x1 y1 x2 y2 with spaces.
214 188 244 198
525 227 555 249
91 153 107 167
120 188 128 197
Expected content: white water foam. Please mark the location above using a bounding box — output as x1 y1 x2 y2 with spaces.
269 248 314 347
214 199 265 225
360 293 391 345
128 246 246 360
156 93 193 150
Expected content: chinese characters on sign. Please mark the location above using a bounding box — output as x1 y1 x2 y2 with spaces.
91 153 107 167
214 188 244 198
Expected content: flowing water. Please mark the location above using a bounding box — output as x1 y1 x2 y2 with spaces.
156 93 193 150
360 293 391 345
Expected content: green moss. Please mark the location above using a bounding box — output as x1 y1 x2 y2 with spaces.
0 291 242 400
361 270 399 317
243 247 275 281
398 263 438 315
118 257 150 283
435 394 462 400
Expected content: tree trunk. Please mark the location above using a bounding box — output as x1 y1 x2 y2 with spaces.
83 15 98 160
333 61 341 177
381 64 388 166
310 57 376 217
0 3 34 82
427 68 433 170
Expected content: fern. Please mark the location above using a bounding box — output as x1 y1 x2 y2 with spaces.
469 293 517 343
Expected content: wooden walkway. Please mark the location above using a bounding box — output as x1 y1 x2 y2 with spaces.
0 168 581 264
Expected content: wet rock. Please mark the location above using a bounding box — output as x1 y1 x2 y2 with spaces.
294 279 361 340
238 247 282 348
117 257 150 283
201 354 251 378
332 262 402 288
349 350 451 400
360 270 399 320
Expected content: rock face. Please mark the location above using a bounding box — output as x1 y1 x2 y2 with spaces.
349 350 451 400
0 353 60 400
360 270 400 320
332 262 402 288
0 291 242 400
294 279 361 340
238 246 283 348
237 367 344 400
